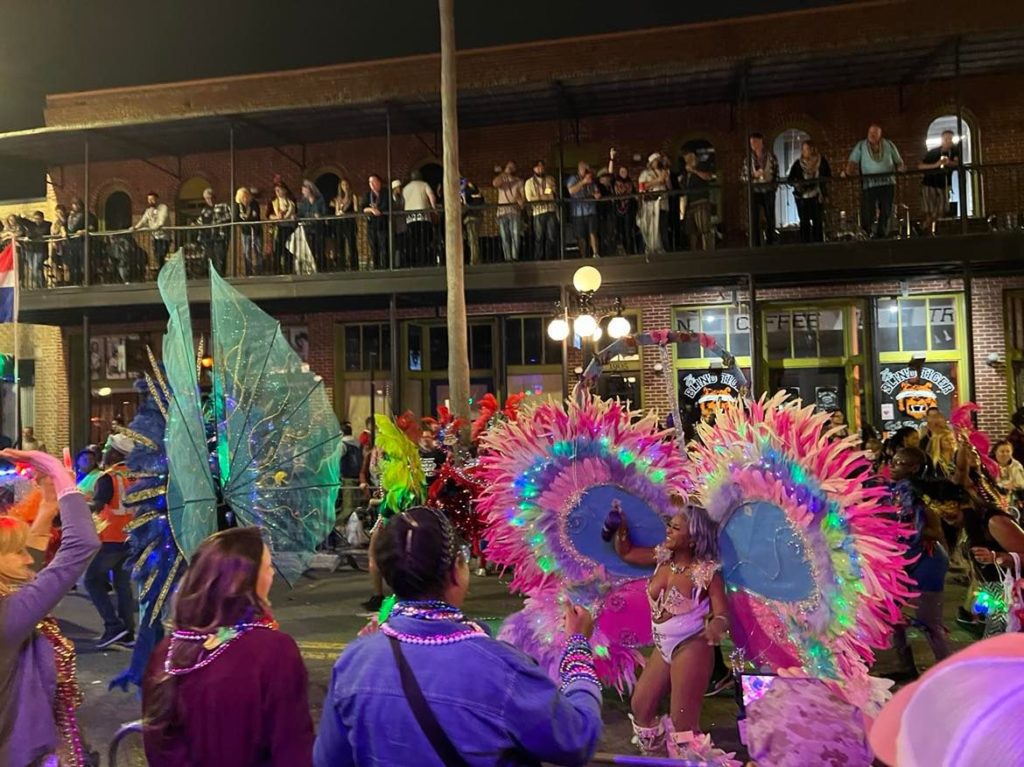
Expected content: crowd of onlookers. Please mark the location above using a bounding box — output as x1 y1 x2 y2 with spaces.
0 122 967 287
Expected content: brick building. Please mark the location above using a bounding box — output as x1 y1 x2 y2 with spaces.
2 0 1024 449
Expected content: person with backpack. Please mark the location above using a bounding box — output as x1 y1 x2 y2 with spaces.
339 422 364 526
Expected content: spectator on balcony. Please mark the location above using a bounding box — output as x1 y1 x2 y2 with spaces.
195 188 231 276
524 160 559 261
403 170 437 268
493 161 524 262
740 133 779 246
596 169 617 258
132 192 171 271
680 149 715 251
50 204 68 286
846 124 905 239
919 129 961 236
22 211 50 290
390 180 407 267
234 187 262 277
787 140 832 244
68 198 98 286
460 176 485 266
298 180 328 271
268 182 297 274
1 214 24 246
361 174 390 270
332 178 359 271
637 153 669 254
609 151 639 255
567 161 602 259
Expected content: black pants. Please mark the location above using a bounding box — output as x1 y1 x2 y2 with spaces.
614 213 638 254
795 197 824 243
205 238 227 275
532 212 559 260
407 220 434 268
274 225 295 273
338 218 358 270
154 237 170 265
368 224 389 269
752 191 776 246
861 184 895 238
85 541 136 634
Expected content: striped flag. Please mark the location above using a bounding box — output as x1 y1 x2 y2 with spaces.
0 243 15 323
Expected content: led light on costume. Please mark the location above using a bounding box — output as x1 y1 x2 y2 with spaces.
478 392 691 692
109 253 341 689
686 392 915 707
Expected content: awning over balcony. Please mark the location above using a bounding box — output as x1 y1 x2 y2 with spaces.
0 28 1022 167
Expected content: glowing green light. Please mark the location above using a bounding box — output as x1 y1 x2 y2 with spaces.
594 644 610 658
825 511 843 529
530 533 545 546
538 556 555 573
650 469 666 483
618 449 636 466
790 465 806 483
522 484 539 499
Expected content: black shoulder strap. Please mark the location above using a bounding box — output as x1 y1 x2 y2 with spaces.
388 636 472 767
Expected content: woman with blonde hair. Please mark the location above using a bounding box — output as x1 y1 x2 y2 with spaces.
926 428 957 479
142 526 313 766
234 186 262 276
0 449 101 767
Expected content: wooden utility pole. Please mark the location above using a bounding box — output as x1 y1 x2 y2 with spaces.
439 0 471 429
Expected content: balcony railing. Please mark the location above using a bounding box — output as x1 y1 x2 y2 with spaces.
8 162 1024 291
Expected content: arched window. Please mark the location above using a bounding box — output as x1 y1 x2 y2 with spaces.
925 115 977 218
176 177 211 225
314 173 340 207
680 138 716 174
773 129 810 228
102 190 132 231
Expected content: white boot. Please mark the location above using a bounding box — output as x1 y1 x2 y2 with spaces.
628 714 665 755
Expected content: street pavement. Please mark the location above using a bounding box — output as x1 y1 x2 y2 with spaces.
61 562 977 766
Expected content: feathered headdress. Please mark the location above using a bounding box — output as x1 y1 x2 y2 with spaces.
374 413 426 517
471 393 526 442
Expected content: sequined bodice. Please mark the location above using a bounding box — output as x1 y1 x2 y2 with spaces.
647 554 718 618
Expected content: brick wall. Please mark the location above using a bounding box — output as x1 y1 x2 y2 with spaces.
46 69 1024 247
0 323 69 453
80 275 1019 438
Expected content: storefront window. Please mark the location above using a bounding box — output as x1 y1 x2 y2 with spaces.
675 305 750 358
874 294 967 435
759 301 865 427
343 323 390 372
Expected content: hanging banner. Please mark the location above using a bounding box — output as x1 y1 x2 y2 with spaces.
879 363 957 433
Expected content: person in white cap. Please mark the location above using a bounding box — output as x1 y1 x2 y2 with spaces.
637 152 669 253
82 432 137 648
869 633 1024 766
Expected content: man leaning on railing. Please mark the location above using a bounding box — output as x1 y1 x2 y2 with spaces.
132 192 171 271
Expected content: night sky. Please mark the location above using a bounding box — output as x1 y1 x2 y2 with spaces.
0 0 854 197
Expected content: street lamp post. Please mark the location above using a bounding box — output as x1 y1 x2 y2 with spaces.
548 267 633 387
548 266 632 344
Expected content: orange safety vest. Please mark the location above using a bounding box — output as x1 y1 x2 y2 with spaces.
96 464 131 544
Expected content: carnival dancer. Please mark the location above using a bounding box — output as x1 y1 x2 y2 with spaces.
613 493 730 756
142 527 314 766
0 448 101 767
314 506 602 767
887 446 951 678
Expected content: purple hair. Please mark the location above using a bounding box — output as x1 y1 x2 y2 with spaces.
685 504 719 562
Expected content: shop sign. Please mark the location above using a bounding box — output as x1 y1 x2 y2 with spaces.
879 364 956 431
680 370 741 420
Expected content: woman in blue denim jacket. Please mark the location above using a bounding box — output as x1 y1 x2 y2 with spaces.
314 506 603 767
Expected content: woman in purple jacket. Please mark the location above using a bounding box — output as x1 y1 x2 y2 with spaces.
0 448 102 767
142 526 314 767
314 506 603 767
